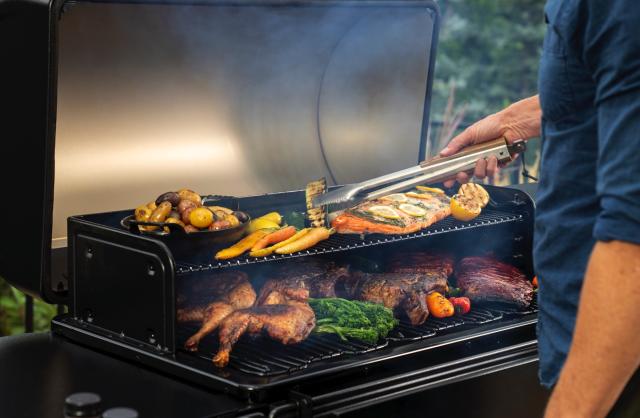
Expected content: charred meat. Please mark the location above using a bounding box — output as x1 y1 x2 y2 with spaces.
256 260 350 305
179 271 257 351
455 256 533 308
337 270 449 325
212 300 316 367
387 252 454 277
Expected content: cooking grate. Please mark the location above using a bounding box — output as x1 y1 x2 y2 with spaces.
176 208 523 274
177 325 388 377
177 301 536 377
386 307 503 342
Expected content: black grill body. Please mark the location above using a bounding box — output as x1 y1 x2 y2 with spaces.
53 184 537 401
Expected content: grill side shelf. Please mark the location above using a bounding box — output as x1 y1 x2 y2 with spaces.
176 209 523 274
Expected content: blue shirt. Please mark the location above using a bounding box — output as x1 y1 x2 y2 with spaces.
535 0 640 387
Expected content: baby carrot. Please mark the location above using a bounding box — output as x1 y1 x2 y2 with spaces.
251 226 297 252
249 228 311 257
275 227 334 255
215 229 272 260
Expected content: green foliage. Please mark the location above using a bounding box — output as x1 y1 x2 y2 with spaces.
0 276 58 336
432 0 545 124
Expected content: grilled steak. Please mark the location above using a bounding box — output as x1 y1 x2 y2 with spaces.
337 270 449 325
179 271 257 351
455 256 533 308
256 260 350 305
387 252 454 277
331 190 451 235
212 300 315 367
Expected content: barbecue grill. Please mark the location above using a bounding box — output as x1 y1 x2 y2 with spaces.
0 0 547 415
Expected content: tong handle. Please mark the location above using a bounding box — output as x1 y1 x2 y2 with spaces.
365 137 517 200
419 137 512 168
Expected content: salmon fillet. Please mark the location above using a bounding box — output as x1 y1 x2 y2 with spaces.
331 190 451 235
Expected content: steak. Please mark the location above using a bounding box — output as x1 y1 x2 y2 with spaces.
455 256 534 308
337 270 449 325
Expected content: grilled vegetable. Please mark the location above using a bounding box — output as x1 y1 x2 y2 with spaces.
134 205 152 223
448 297 471 315
146 201 157 211
177 189 202 206
249 228 311 258
209 220 231 230
215 229 272 260
233 211 249 223
306 178 327 228
450 194 482 221
163 217 185 232
309 298 397 344
458 183 489 208
206 205 234 215
532 276 538 288
247 218 280 234
148 201 172 230
426 292 455 318
184 225 199 233
258 212 282 225
155 191 180 207
275 227 334 254
178 200 198 225
251 226 297 252
189 207 214 228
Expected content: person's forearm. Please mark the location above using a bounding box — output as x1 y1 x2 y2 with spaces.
544 241 640 418
499 95 541 141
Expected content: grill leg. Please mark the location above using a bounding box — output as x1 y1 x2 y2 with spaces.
24 295 34 333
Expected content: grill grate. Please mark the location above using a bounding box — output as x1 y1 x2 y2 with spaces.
177 326 388 377
176 208 523 274
177 302 536 377
386 307 503 342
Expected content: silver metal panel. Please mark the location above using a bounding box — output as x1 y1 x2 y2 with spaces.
54 2 435 239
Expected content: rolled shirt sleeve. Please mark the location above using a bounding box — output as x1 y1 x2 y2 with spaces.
584 0 640 244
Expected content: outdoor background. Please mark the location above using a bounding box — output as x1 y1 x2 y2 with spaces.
0 0 545 336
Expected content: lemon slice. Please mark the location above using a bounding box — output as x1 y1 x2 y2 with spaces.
398 203 427 217
381 193 409 203
416 186 445 194
406 191 434 200
368 205 401 219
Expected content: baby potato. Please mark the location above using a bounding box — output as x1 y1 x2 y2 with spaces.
189 207 214 229
177 189 202 206
209 220 231 231
225 214 240 228
184 224 199 233
134 205 152 223
163 217 185 233
146 201 157 211
148 201 172 230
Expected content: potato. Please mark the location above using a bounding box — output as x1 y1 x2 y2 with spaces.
184 224 199 233
163 217 185 233
134 205 152 223
148 201 172 230
146 201 157 211
155 191 181 207
168 210 181 220
177 189 202 206
181 207 195 225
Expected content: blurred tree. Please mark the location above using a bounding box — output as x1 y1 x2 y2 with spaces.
429 0 545 184
0 276 57 336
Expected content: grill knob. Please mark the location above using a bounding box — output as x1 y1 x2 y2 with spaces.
64 392 102 417
101 407 139 418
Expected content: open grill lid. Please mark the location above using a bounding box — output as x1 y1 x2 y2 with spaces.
0 0 440 302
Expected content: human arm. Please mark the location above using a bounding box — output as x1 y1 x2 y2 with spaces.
544 1 640 416
439 95 541 187
544 241 640 418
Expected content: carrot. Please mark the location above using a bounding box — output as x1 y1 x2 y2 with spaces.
274 227 334 255
249 228 311 258
251 226 297 252
215 229 272 260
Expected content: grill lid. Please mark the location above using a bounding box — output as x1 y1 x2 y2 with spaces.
0 0 439 301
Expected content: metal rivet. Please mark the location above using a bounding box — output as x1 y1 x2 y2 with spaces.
85 248 93 259
147 265 155 277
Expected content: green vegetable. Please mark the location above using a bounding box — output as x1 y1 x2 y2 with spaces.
448 286 462 297
309 298 398 344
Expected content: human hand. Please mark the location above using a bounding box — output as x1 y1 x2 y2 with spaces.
439 95 541 188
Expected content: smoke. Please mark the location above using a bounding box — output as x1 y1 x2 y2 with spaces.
54 1 436 237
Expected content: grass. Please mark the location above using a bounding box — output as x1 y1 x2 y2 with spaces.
0 276 58 336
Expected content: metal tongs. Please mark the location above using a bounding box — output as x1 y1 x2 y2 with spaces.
311 137 526 209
